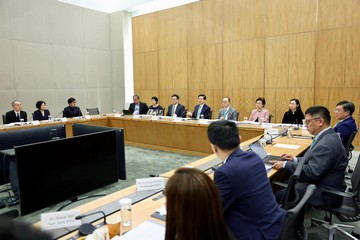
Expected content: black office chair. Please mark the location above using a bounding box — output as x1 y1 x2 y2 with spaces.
269 114 274 123
310 154 360 240
86 108 100 115
236 112 239 121
278 184 316 240
162 107 166 116
209 110 213 119
2 115 5 124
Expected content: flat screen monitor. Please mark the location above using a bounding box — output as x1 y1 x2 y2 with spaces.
0 125 66 185
72 123 126 180
15 130 118 215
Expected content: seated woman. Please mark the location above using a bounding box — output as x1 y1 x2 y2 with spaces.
33 101 51 121
165 168 234 240
249 97 270 123
282 98 304 124
147 96 163 116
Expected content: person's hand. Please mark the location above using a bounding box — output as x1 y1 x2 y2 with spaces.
280 154 294 161
186 111 192 117
220 116 224 120
269 161 284 170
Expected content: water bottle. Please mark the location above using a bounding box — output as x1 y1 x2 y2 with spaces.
119 198 132 227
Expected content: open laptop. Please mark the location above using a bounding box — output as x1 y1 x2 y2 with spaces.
249 141 283 163
122 109 132 115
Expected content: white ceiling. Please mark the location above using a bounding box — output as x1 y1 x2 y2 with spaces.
58 0 199 15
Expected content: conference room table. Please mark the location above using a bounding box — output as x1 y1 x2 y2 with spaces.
0 114 266 156
32 130 312 240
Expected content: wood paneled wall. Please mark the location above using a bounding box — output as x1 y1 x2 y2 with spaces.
132 0 360 146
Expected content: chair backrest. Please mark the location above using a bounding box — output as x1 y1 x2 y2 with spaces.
269 114 274 123
86 108 100 115
345 131 357 151
162 107 166 116
278 184 316 240
236 112 239 121
209 110 213 119
351 155 360 199
280 157 306 210
2 115 5 124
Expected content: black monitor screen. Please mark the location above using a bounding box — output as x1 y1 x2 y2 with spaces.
15 130 118 215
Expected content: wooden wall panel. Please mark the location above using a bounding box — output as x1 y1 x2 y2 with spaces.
223 0 265 42
316 29 346 88
132 14 158 53
133 51 158 91
243 38 265 89
188 44 222 90
223 41 243 89
187 0 223 47
133 53 146 90
157 6 187 50
265 36 289 88
345 27 360 87
288 32 315 88
158 48 187 90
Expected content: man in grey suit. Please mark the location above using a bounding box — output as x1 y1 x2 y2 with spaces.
271 106 348 206
217 97 238 121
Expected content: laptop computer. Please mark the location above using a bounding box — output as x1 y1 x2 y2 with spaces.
122 109 132 115
249 141 283 163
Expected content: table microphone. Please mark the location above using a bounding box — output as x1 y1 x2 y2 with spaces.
53 110 63 119
75 211 107 236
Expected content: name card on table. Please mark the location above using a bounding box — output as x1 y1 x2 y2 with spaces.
32 120 40 125
133 115 142 119
261 123 273 128
136 177 165 192
173 117 185 122
198 119 209 124
151 116 162 120
41 210 81 230
85 115 91 119
114 113 122 118
61 117 67 122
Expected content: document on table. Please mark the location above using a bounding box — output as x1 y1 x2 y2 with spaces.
115 220 165 240
273 143 300 149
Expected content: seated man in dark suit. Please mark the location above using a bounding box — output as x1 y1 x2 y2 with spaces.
63 97 83 118
166 94 186 118
186 94 211 119
334 100 357 145
271 106 348 207
128 95 148 115
5 100 27 124
208 121 285 240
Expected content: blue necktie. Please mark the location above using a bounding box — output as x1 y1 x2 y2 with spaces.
16 113 20 122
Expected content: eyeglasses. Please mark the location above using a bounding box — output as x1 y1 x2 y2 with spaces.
304 117 320 125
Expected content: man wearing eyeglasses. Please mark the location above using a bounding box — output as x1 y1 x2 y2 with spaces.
271 106 348 206
333 101 357 146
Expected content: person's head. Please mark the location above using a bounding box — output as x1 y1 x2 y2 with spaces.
335 101 355 120
67 98 77 107
151 96 158 106
222 97 231 108
289 98 302 112
255 97 266 110
0 217 52 240
165 168 231 240
12 100 22 112
198 94 206 105
171 94 179 105
208 121 240 160
36 101 46 111
132 95 140 104
304 106 331 135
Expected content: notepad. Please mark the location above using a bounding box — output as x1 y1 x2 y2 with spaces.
116 220 165 240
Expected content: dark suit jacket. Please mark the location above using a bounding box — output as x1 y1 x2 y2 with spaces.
5 110 27 124
33 109 51 121
191 104 211 119
63 106 82 118
166 104 186 118
129 102 148 115
284 128 348 206
334 116 357 146
282 110 304 124
214 149 285 240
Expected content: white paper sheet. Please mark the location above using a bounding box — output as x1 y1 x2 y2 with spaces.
115 220 165 240
273 143 300 149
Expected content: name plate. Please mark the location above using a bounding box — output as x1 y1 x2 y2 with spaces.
85 115 91 120
136 177 165 192
41 210 81 230
114 113 121 118
32 120 40 125
261 123 273 128
198 119 208 124
133 115 141 119
151 116 161 120
265 128 279 135
173 117 185 122
61 117 68 122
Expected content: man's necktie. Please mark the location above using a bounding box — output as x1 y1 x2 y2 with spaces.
16 113 20 122
172 105 176 116
196 105 203 119
310 138 316 148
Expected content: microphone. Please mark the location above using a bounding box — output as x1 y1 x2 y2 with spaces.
54 110 63 119
75 211 107 236
179 108 188 118
294 118 299 130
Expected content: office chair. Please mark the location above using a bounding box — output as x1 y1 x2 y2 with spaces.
209 110 213 119
278 184 316 240
345 131 357 176
236 112 239 121
162 107 166 116
86 108 100 115
2 115 5 124
310 154 360 240
0 209 19 219
269 114 274 123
